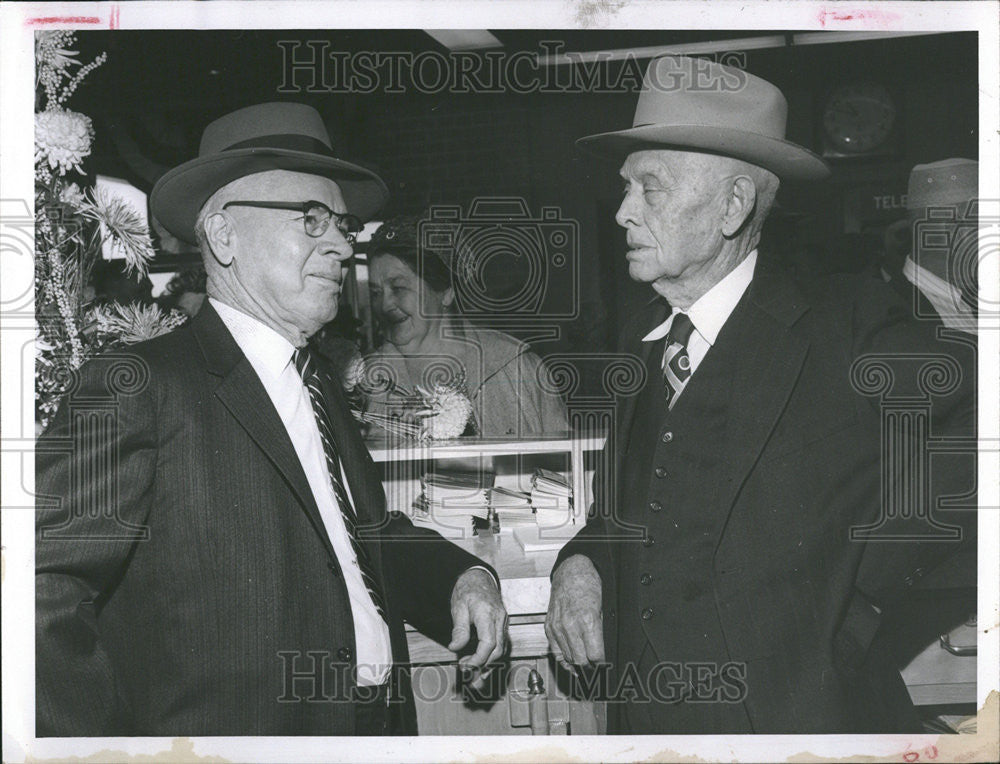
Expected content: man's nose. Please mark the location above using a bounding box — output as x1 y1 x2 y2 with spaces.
320 231 354 261
615 193 638 229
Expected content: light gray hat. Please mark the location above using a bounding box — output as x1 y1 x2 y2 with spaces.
577 55 830 181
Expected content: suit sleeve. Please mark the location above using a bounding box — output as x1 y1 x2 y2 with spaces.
381 513 499 648
553 435 617 595
35 355 158 735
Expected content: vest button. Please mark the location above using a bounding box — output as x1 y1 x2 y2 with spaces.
642 535 655 547
640 573 653 586
661 431 673 443
337 646 353 662
654 466 668 479
327 561 339 577
648 500 662 513
641 607 654 620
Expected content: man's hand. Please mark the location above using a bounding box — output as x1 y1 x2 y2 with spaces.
448 568 508 686
545 554 605 669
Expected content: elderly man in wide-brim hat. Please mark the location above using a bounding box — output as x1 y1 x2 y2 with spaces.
36 102 506 737
545 56 976 734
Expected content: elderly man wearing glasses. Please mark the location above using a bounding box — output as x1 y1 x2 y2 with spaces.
35 102 507 737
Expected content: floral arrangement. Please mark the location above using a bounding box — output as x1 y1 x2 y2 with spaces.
35 31 186 430
413 384 474 439
350 359 475 440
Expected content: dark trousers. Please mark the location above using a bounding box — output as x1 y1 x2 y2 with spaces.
353 684 395 736
618 640 754 734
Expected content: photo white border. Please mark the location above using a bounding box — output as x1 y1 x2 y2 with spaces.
3 2 997 761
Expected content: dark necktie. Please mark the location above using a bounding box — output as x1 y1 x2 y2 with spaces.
661 313 695 410
293 347 388 621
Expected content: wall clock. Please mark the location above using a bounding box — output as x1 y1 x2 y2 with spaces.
821 81 899 157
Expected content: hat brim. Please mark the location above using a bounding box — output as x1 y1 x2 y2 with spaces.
577 123 830 181
150 148 390 244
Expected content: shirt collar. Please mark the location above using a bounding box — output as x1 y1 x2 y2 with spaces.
642 250 757 344
209 297 297 380
902 256 971 311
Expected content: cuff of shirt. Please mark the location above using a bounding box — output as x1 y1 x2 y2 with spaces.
464 564 501 590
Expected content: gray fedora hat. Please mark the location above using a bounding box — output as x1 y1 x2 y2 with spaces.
884 157 978 249
150 102 389 244
577 56 830 181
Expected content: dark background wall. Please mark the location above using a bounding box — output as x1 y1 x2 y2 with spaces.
70 30 979 368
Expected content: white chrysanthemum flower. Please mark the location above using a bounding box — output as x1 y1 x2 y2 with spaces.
58 182 86 208
35 108 93 176
343 353 366 392
78 187 156 276
417 384 472 440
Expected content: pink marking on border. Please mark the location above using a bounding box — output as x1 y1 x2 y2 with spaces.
110 4 120 29
26 16 102 26
818 7 902 29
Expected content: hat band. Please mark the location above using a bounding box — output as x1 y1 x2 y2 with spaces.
221 133 334 156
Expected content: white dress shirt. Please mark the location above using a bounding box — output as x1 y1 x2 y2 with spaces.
642 250 758 379
211 298 392 686
902 255 977 335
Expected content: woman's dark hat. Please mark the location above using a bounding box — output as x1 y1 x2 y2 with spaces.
150 102 389 244
368 214 423 256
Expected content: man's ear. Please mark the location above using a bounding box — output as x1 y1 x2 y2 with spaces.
721 176 758 237
203 211 236 266
442 286 455 308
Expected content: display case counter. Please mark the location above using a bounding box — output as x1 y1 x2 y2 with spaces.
369 432 606 734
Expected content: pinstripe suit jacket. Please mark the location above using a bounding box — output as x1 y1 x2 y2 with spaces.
36 302 488 736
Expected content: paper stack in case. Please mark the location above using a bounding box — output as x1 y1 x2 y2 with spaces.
530 468 573 527
489 486 534 530
410 507 472 538
418 470 493 520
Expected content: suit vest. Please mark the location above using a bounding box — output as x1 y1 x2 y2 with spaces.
614 325 753 731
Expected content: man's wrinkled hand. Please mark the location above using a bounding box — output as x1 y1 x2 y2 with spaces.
545 554 605 670
449 568 508 687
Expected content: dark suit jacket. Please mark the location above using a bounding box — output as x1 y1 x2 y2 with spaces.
36 302 490 736
557 264 977 733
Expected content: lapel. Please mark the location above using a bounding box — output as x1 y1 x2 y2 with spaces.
310 349 388 577
312 353 382 522
616 296 670 467
711 266 811 543
191 303 337 561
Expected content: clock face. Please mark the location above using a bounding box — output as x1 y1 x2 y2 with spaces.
822 82 897 154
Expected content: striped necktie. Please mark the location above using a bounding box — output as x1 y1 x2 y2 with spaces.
662 313 695 410
293 347 388 622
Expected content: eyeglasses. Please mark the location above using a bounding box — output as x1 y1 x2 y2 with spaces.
222 200 363 243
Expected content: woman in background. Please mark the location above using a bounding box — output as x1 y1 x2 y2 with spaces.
364 215 568 437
